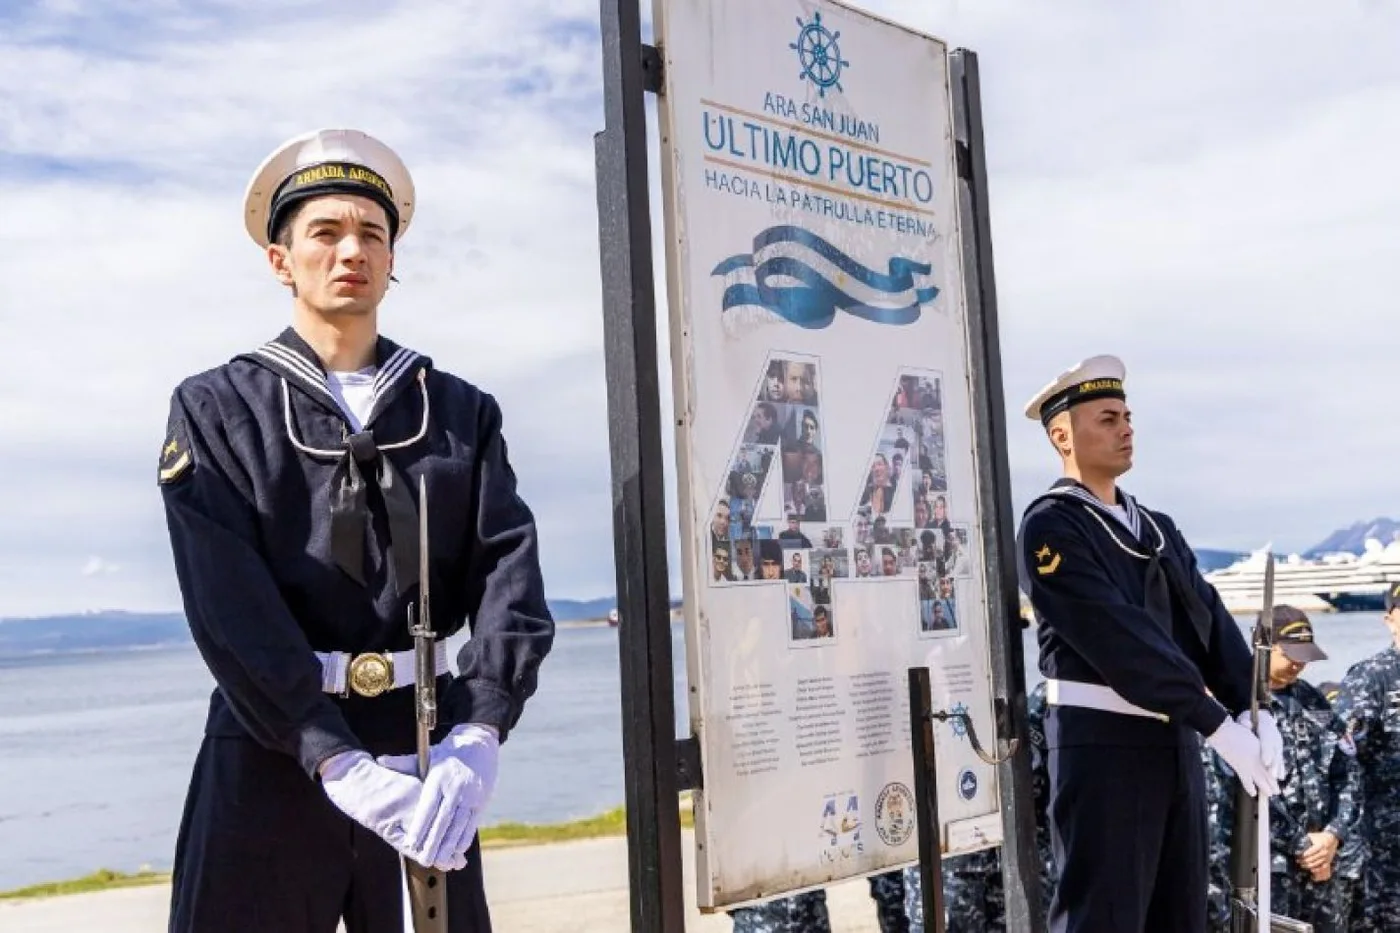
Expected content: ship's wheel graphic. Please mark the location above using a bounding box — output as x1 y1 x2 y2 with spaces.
948 702 969 738
789 12 849 98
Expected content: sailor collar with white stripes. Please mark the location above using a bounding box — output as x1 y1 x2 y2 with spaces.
240 326 428 431
235 327 430 592
1043 478 1165 560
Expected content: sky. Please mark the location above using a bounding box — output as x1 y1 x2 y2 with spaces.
0 0 1397 618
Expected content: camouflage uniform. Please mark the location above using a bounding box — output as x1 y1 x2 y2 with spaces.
1334 647 1400 932
868 870 909 932
1026 680 1054 907
728 891 831 933
1209 677 1363 931
1202 740 1232 933
1317 683 1367 932
908 848 1005 932
1334 817 1367 933
727 871 905 933
902 682 1054 931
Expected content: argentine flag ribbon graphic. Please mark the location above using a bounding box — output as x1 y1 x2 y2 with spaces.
711 225 938 329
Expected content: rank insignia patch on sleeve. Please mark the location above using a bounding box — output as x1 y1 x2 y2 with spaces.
1035 544 1061 576
158 422 193 485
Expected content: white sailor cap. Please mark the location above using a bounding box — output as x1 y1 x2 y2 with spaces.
1023 354 1127 424
243 128 416 248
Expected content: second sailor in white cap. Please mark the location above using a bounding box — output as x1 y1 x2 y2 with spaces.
1015 354 1283 933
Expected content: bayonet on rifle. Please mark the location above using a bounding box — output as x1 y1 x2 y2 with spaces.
1227 554 1312 933
404 474 448 932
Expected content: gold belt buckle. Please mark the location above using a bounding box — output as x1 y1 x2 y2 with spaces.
347 652 395 698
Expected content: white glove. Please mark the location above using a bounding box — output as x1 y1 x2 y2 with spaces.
1239 709 1286 782
379 724 500 871
1207 719 1280 798
320 750 423 853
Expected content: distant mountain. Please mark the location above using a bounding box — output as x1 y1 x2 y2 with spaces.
0 597 685 657
0 611 188 656
1304 517 1400 557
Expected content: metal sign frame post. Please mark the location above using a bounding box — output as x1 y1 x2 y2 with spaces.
910 666 948 933
950 49 1045 932
593 1 692 931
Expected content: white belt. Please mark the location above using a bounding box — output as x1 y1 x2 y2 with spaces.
1045 678 1169 723
316 642 451 698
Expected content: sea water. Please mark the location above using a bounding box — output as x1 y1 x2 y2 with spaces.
0 614 1389 891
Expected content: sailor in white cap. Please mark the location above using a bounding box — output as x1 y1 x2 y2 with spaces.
158 128 554 932
1014 355 1283 933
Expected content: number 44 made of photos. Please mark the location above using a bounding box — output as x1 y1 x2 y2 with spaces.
706 355 974 646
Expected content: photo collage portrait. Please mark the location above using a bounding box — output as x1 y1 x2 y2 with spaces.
848 371 971 639
706 358 971 645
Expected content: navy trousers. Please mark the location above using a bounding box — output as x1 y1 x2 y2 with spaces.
1048 743 1207 933
168 735 492 933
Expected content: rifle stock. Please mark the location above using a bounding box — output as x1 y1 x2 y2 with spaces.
404 858 448 932
1226 555 1312 933
405 476 449 932
1228 627 1268 930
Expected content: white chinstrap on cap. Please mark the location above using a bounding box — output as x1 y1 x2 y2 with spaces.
1023 353 1127 423
242 128 416 248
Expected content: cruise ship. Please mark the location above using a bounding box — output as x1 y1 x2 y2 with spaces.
1203 537 1400 614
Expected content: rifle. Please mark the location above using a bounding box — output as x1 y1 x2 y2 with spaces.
403 475 449 932
1227 553 1312 933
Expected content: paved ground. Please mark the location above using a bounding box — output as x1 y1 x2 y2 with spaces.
0 832 887 931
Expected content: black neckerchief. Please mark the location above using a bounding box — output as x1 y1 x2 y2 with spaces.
236 327 429 594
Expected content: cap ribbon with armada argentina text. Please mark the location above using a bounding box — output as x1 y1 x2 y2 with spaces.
1023 354 1127 425
242 128 417 248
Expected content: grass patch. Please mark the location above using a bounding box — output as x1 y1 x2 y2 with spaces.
479 797 695 849
480 805 629 847
0 797 697 899
0 869 170 901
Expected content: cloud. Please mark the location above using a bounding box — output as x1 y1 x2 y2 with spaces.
2 0 1398 616
81 556 120 576
860 0 1400 553
0 0 610 616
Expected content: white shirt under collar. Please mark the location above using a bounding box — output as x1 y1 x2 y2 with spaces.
326 366 377 432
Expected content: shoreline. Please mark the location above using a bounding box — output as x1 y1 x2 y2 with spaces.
0 615 630 661
0 797 694 902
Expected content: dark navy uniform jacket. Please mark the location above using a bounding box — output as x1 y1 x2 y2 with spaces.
1017 479 1252 749
157 327 555 778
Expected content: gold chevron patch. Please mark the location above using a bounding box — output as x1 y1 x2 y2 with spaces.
1035 545 1061 576
159 452 190 483
157 422 193 485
